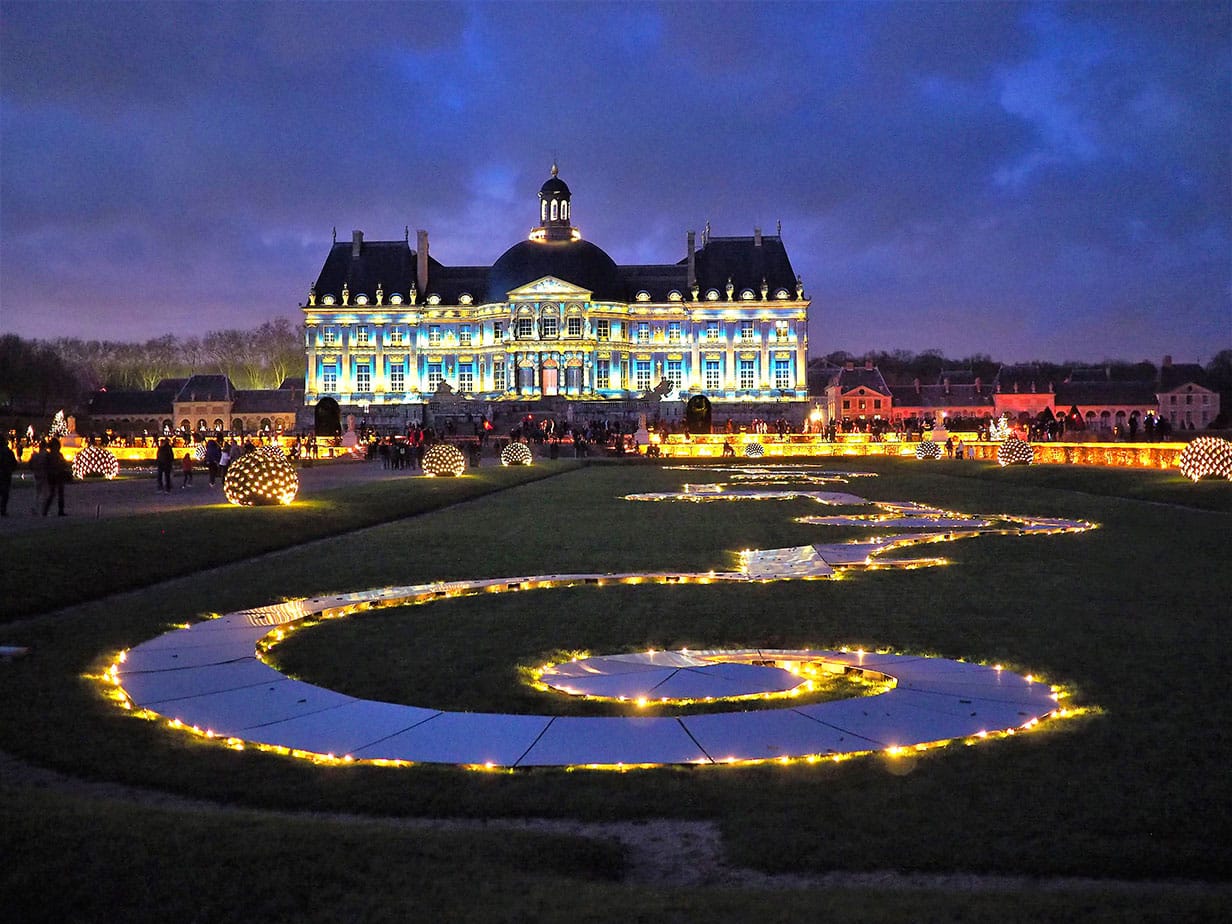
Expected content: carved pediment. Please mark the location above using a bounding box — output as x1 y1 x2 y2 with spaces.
507 276 593 301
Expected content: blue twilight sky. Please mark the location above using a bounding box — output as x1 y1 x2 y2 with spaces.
1 0 1229 364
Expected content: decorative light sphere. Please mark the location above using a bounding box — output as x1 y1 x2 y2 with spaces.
998 436 1035 466
193 443 208 461
500 442 533 466
915 440 942 460
422 443 466 477
223 450 299 506
744 442 765 458
255 443 287 461
71 445 119 480
1177 436 1232 482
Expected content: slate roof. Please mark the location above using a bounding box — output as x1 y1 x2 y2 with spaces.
174 375 235 403
890 385 995 411
995 364 1054 394
1054 381 1158 406
1158 363 1210 392
87 390 172 416
308 175 802 307
830 367 891 395
233 389 303 414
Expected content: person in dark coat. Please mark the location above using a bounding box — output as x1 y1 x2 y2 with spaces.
41 438 70 516
0 436 18 516
156 438 174 493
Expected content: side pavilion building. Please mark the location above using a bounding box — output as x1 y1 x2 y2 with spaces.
301 168 810 428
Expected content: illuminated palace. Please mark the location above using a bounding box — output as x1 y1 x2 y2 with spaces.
302 168 810 425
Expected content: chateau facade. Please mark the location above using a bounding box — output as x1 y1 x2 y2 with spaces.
301 169 809 421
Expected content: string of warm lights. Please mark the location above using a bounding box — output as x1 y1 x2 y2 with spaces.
97 467 1097 769
499 441 533 466
223 450 300 506
997 436 1035 466
1177 436 1232 481
70 445 119 480
422 443 467 477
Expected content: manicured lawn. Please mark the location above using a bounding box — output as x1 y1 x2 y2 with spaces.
1 458 1228 917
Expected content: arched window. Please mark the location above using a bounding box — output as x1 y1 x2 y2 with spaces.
180 419 191 432
261 417 272 432
550 199 559 221
213 418 224 431
197 419 208 431
561 200 569 220
541 200 547 223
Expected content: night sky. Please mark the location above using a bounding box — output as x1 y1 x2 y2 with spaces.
2 1 1228 364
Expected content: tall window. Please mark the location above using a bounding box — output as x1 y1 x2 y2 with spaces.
774 320 790 341
428 325 442 346
739 358 755 389
389 327 404 346
390 364 404 392
666 360 682 390
427 363 443 392
596 319 610 340
705 321 720 341
356 364 371 392
635 360 652 391
567 315 582 337
322 365 338 391
774 359 791 389
459 325 472 346
541 316 559 338
704 359 720 390
517 317 534 339
739 320 755 342
493 361 505 391
458 365 473 393
596 359 610 389
356 326 370 345
493 321 504 342
636 322 651 344
667 322 681 343
323 327 337 346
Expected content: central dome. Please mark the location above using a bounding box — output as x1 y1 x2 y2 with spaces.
488 237 622 301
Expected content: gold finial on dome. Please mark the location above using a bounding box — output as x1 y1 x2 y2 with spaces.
550 161 559 177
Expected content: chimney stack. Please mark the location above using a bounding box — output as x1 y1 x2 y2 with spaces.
1162 354 1173 367
754 227 762 247
351 230 363 259
687 230 696 290
416 230 429 297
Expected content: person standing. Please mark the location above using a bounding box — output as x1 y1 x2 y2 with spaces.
156 438 174 493
205 438 221 486
29 439 48 514
0 436 18 516
41 438 69 516
180 451 194 489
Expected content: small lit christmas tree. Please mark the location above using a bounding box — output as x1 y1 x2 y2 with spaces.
989 415 1010 441
49 410 69 439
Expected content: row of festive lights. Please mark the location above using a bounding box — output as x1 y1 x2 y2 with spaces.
97 467 1097 769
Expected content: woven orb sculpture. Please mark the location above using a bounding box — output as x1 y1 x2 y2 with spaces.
71 445 119 480
744 442 765 458
223 450 299 506
915 440 942 460
255 443 287 461
193 443 207 460
422 443 466 477
1178 436 1232 482
997 436 1035 466
500 441 533 466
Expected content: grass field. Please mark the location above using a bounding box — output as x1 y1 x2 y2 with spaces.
1 457 1229 920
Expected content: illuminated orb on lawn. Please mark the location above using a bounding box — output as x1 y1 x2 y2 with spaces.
223 450 299 506
500 442 533 466
71 445 119 480
744 442 765 458
423 443 466 477
1178 436 1232 482
915 440 942 460
998 437 1035 466
193 443 207 461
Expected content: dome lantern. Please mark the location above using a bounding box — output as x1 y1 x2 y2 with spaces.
534 163 575 242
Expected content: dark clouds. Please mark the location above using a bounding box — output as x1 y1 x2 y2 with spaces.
1 0 1227 363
